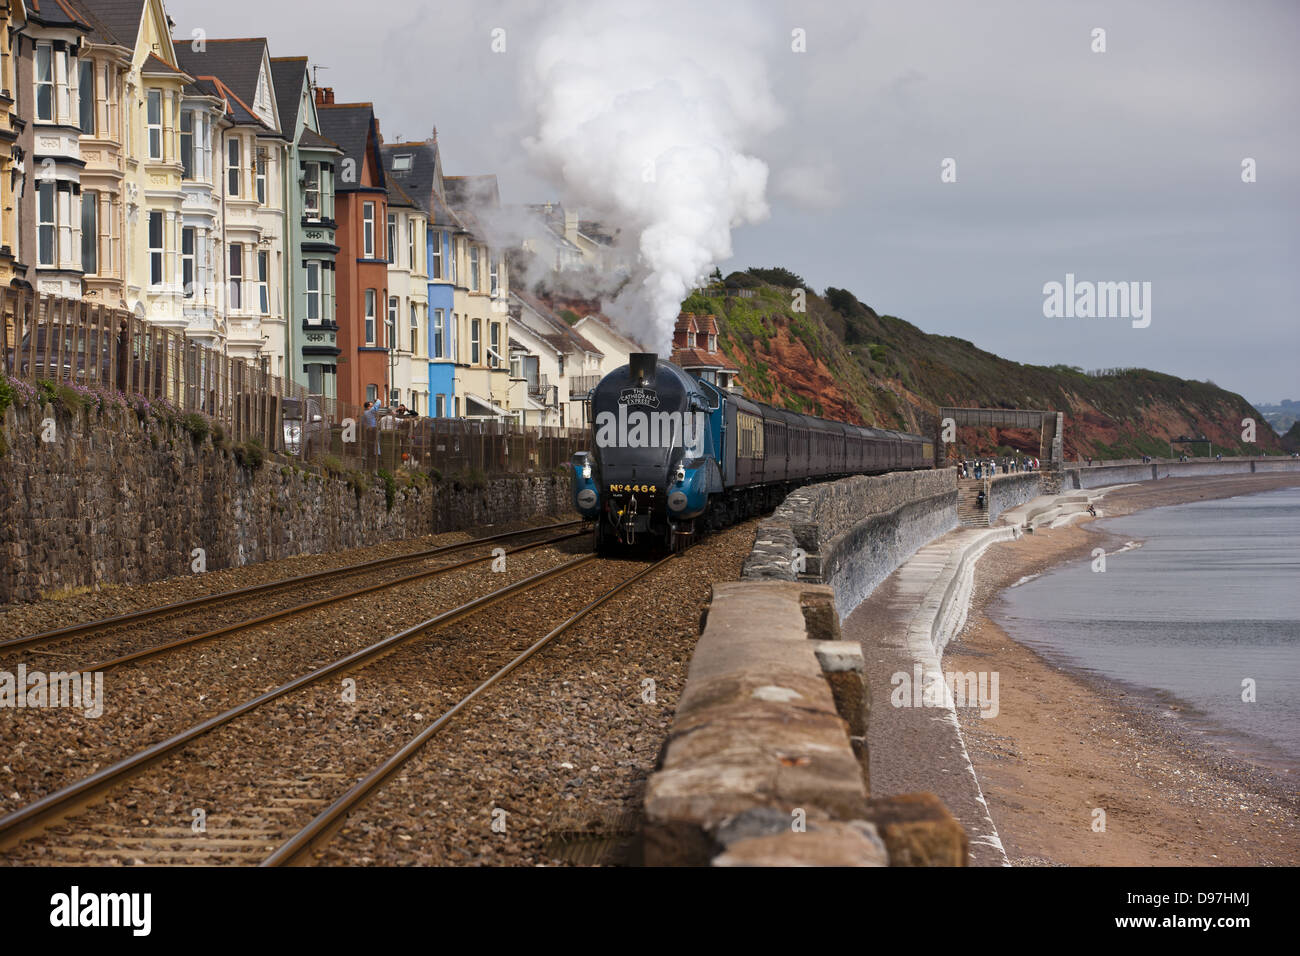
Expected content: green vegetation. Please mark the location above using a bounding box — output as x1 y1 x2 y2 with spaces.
377 468 398 511
233 436 265 471
559 309 580 326
180 412 210 443
677 272 1282 459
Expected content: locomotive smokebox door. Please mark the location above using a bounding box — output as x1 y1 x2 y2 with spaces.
629 353 658 385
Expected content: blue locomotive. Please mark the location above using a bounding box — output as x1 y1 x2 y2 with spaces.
572 353 933 552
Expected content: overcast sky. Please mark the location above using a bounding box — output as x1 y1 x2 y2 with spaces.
168 0 1299 403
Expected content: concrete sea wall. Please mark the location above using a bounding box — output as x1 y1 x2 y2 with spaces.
1064 457 1300 490
986 472 1042 523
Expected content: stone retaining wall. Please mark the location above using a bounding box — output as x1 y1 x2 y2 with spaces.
0 401 571 605
743 469 959 620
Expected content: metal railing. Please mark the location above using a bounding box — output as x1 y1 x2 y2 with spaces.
1 289 588 476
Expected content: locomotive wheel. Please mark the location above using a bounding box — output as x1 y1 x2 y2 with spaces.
594 521 616 556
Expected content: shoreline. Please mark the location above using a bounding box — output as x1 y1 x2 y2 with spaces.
945 473 1300 866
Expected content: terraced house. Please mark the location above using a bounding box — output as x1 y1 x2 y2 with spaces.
177 37 288 374
69 0 137 312
0 0 28 294
443 173 510 418
271 55 341 400
381 141 427 413
384 136 459 417
17 0 93 300
315 87 388 407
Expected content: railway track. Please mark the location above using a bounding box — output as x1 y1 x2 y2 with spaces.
0 520 584 672
0 552 675 865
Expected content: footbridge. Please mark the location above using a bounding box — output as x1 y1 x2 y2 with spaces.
935 407 1064 467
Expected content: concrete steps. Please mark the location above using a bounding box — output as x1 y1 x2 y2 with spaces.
956 479 988 528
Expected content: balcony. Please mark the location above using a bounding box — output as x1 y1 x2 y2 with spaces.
569 374 601 399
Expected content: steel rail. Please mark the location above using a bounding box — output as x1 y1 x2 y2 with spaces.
82 531 583 673
0 553 597 852
263 553 677 866
0 520 584 654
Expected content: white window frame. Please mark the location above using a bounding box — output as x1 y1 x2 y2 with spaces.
227 137 241 196
431 231 442 278
181 226 195 297
410 302 419 355
257 250 270 314
37 182 56 266
148 211 164 286
35 43 54 122
408 221 416 271
147 89 162 160
471 318 481 365
364 289 376 345
305 260 321 322
228 242 243 309
433 308 444 359
387 296 398 350
469 244 480 291
255 152 267 205
490 256 499 297
363 202 376 258
387 213 397 265
303 162 320 220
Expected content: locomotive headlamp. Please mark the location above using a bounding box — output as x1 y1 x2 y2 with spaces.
582 462 592 480
675 466 686 484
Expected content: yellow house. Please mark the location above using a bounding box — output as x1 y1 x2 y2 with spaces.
444 174 511 418
79 0 191 328
0 0 27 295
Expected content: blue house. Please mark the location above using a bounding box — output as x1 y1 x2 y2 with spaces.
381 135 461 416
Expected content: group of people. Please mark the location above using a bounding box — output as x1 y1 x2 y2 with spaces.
957 456 1039 480
361 400 421 432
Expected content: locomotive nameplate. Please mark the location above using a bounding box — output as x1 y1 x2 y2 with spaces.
609 484 657 493
618 387 660 408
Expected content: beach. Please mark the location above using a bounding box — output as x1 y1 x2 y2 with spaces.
945 473 1300 866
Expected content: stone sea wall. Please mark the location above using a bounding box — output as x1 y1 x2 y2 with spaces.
743 469 959 620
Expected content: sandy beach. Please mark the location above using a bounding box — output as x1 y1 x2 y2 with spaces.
945 473 1300 866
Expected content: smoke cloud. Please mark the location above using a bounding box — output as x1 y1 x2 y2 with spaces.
520 0 782 354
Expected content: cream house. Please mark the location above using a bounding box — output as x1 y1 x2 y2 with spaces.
177 38 288 374
444 174 510 418
380 145 429 414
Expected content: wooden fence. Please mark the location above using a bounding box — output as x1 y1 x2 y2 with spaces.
1 289 588 475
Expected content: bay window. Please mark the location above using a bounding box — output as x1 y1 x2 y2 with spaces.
364 289 376 344
410 302 419 354
78 59 95 134
303 162 320 220
37 183 55 265
387 296 398 349
180 110 193 179
362 202 375 258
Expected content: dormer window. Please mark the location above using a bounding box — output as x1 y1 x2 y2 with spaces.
709 334 717 351
392 154 412 171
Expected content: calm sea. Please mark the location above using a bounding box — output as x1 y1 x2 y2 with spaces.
990 486 1300 772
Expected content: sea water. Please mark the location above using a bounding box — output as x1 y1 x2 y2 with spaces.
990 486 1300 771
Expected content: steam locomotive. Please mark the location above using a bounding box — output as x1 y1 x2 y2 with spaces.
571 353 933 552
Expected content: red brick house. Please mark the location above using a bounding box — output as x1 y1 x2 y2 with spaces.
671 312 740 390
316 89 389 407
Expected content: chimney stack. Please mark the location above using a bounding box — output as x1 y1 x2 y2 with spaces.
315 86 335 106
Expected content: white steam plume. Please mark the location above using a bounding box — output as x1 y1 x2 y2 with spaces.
522 0 782 355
